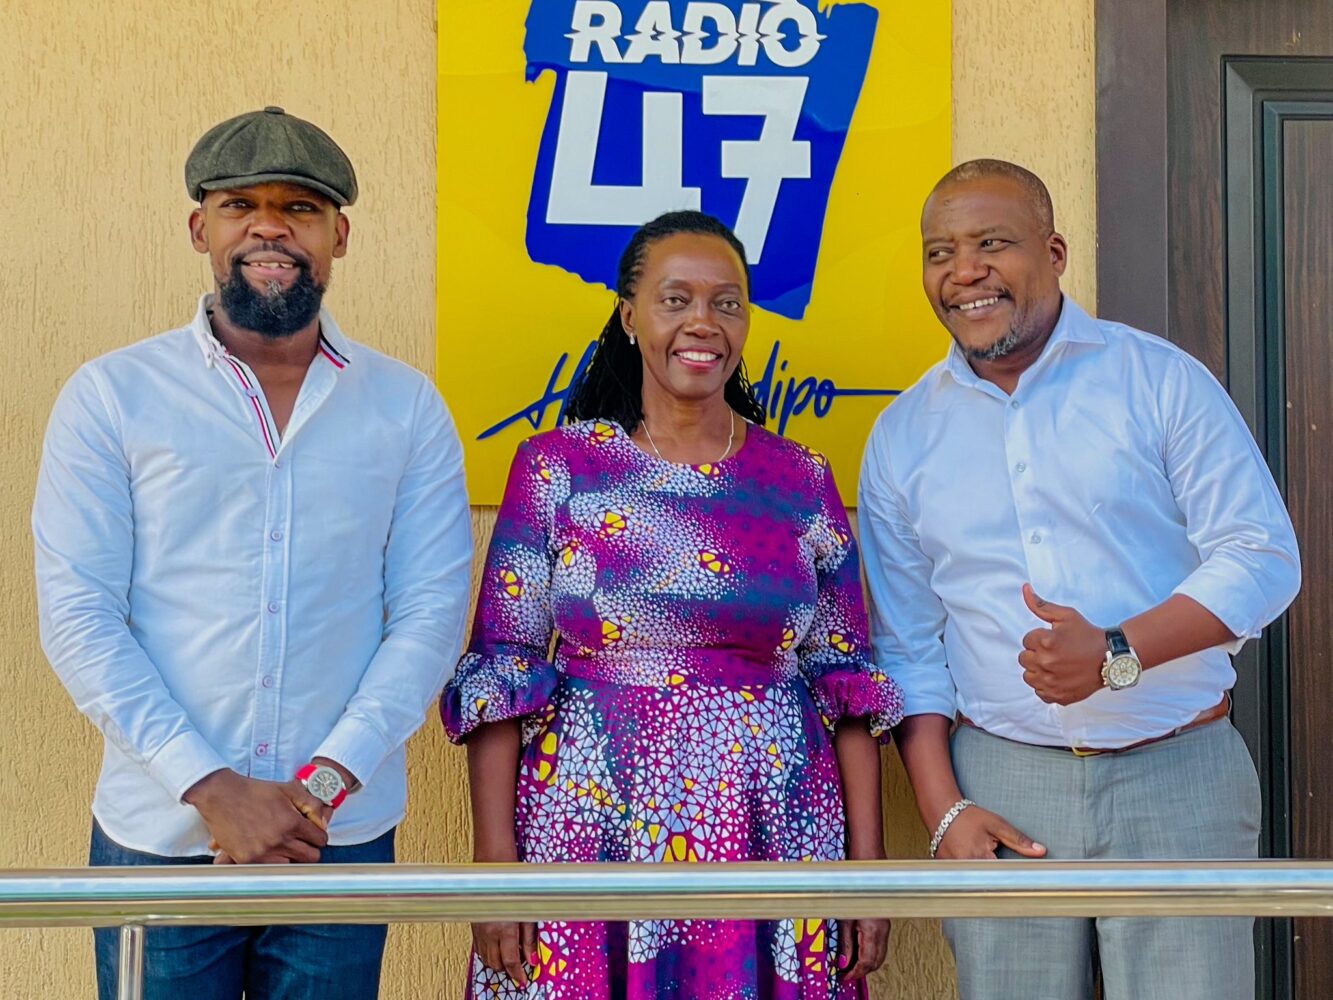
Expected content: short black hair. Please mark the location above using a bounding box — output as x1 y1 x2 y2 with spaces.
928 158 1055 233
564 211 766 433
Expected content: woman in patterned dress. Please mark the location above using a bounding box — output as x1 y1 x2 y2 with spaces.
441 211 904 999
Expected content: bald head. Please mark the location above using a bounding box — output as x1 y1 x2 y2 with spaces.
926 159 1054 234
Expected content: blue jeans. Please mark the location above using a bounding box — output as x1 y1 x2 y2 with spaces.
90 821 394 1000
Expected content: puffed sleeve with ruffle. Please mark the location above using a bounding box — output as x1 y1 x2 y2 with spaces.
797 459 905 742
440 440 561 742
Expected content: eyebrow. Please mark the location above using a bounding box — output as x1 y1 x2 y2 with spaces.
214 189 325 204
657 277 744 291
923 225 1022 242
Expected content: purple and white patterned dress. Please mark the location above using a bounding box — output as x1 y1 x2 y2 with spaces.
442 419 904 1000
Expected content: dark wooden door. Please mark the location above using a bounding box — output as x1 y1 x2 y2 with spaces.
1097 3 1333 998
1282 116 1333 1000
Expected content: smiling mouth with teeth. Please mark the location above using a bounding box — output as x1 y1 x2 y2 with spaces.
244 260 299 269
676 350 722 363
956 295 1003 312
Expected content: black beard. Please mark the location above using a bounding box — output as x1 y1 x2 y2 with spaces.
218 256 326 338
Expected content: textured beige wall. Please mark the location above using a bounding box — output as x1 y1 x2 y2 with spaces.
0 0 1093 996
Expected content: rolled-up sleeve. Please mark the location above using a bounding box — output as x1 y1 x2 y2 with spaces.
440 440 560 743
314 381 474 784
34 365 228 802
858 415 956 720
1162 353 1301 650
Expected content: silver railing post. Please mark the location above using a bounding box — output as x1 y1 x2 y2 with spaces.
117 923 145 1000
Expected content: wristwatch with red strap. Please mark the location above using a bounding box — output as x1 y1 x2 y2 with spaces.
296 762 348 809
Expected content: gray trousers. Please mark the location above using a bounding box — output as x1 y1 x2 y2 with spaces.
943 719 1261 1000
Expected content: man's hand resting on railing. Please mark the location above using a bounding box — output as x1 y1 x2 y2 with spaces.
934 805 1046 861
183 769 331 864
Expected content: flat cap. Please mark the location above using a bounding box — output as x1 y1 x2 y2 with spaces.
185 106 358 206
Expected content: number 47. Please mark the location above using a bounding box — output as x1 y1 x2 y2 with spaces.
545 70 811 265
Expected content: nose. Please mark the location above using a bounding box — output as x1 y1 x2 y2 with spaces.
682 299 721 336
951 246 988 284
247 203 291 241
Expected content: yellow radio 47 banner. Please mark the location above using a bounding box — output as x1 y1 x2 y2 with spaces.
439 0 951 503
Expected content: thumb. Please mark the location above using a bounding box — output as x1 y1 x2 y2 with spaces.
836 919 854 973
991 814 1047 858
1022 583 1067 624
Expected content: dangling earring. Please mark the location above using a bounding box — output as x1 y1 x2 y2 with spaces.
628 331 637 346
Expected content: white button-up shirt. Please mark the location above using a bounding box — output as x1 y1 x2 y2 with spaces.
34 296 472 855
859 298 1300 748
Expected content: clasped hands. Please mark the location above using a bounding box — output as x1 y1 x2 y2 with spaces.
183 769 333 865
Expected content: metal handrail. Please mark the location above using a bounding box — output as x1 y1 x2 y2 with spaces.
5 860 1332 1000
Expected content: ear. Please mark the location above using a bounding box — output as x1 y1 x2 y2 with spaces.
189 206 208 254
619 297 635 338
332 212 350 259
1048 231 1069 277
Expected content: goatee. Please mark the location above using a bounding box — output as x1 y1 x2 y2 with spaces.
219 255 326 338
966 326 1025 363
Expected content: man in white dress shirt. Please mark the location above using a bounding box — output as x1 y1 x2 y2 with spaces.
859 159 1300 999
33 107 472 999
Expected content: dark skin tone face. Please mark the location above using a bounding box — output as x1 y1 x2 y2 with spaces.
620 232 749 406
187 181 350 435
189 181 348 307
618 232 750 463
920 174 1067 394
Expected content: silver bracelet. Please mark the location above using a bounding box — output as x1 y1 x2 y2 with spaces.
928 799 975 858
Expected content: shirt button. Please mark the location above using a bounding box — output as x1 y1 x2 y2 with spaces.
1030 531 1042 544
1009 399 1019 409
261 675 274 689
269 529 283 542
255 743 269 756
244 386 260 398
1015 462 1027 473
267 601 280 613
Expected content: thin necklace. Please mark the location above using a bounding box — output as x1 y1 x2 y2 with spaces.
642 410 735 465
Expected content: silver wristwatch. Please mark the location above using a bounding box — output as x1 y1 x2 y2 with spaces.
1101 627 1142 690
297 763 348 808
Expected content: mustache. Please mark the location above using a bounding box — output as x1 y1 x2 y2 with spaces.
234 242 313 270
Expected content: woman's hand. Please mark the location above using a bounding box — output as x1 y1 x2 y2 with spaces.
472 920 538 988
837 917 890 981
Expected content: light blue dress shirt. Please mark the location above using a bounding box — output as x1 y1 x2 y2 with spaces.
858 297 1300 748
34 296 472 855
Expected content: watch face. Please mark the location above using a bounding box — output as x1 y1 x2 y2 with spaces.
305 766 345 805
1105 654 1142 690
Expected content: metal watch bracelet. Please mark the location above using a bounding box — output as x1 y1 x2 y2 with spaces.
928 799 976 858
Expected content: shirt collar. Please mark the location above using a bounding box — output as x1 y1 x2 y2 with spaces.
939 295 1104 390
189 293 355 369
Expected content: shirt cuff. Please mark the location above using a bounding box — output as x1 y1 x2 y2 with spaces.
313 717 393 792
1173 566 1268 655
887 667 958 720
148 730 229 804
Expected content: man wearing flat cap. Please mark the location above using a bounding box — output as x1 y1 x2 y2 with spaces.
33 107 472 998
